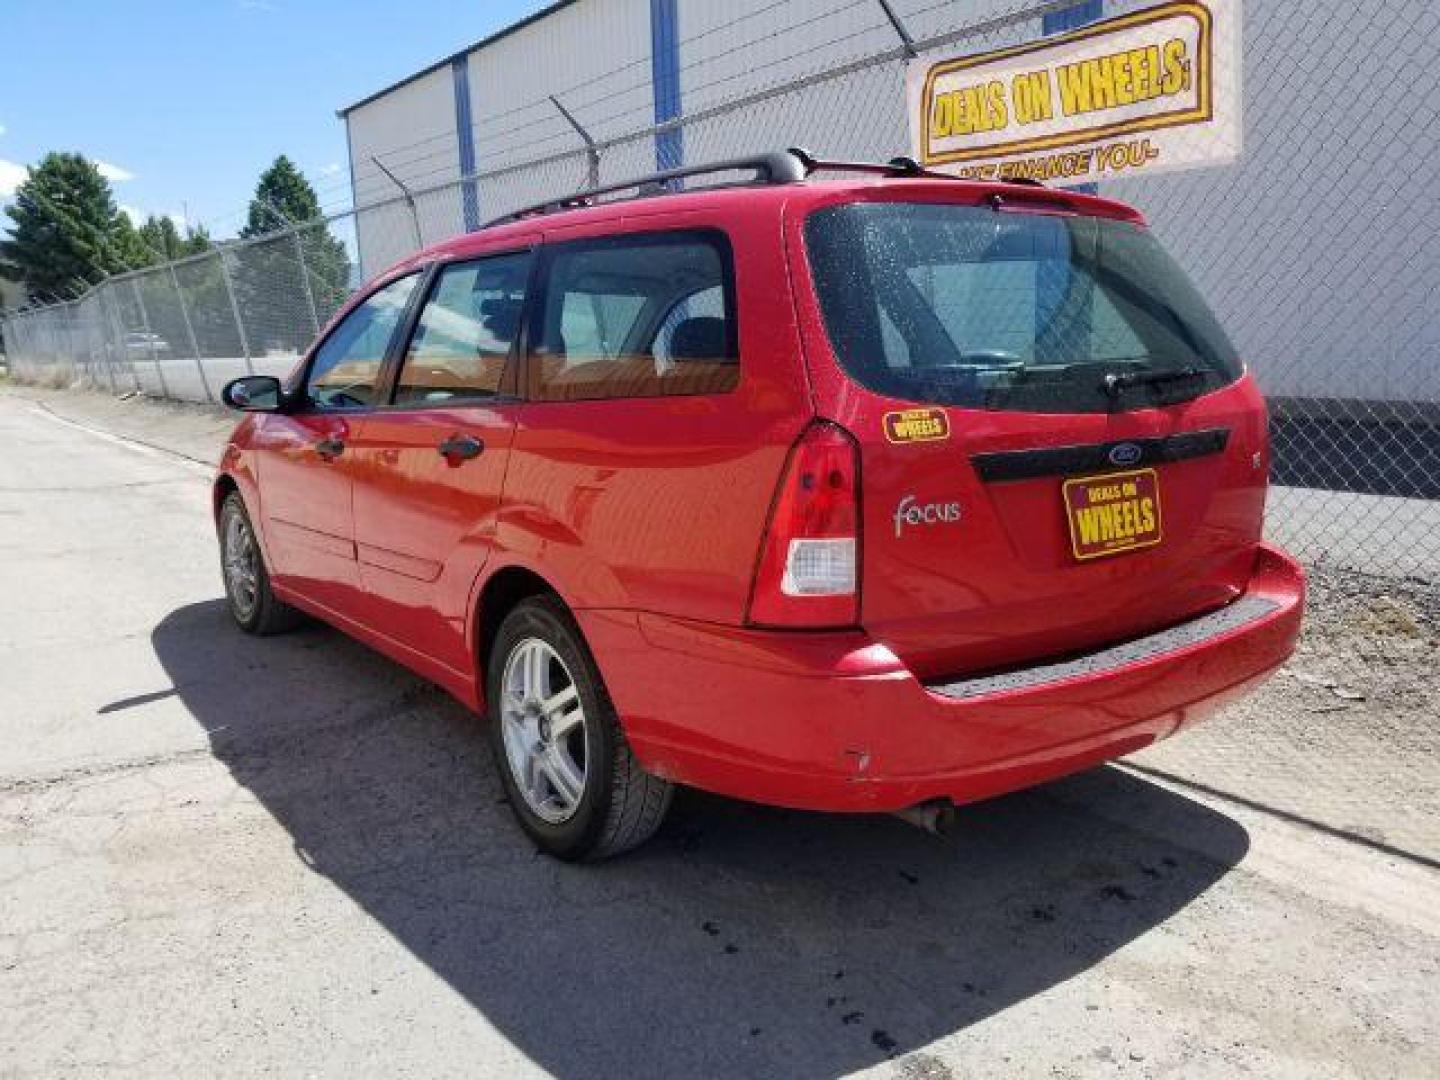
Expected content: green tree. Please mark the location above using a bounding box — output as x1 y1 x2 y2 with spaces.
112 211 155 271
0 152 134 301
241 155 324 238
137 214 211 261
234 156 351 350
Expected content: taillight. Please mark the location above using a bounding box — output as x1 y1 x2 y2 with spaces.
748 421 860 628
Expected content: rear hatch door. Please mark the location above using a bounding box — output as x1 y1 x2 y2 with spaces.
793 190 1268 680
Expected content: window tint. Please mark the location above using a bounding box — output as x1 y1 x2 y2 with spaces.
306 274 418 409
530 233 737 401
804 203 1241 414
394 253 531 405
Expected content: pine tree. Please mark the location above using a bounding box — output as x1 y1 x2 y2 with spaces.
0 153 133 301
137 215 211 261
241 155 324 238
234 156 351 350
112 211 156 271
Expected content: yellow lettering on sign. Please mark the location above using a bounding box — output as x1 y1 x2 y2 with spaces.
1138 496 1157 533
1161 37 1191 94
930 81 1009 138
1056 40 1192 117
1076 496 1159 547
1012 69 1054 125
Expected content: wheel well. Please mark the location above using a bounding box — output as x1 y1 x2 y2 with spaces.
476 567 559 677
212 474 239 525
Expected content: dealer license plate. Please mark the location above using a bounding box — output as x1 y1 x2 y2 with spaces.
1062 468 1163 561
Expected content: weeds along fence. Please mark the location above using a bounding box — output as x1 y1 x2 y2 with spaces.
2 0 1437 590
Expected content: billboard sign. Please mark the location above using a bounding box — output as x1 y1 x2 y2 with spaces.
906 0 1241 183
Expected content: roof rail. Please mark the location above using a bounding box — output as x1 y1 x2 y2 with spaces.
483 151 806 227
482 147 1048 229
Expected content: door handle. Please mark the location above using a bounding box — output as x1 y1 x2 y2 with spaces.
314 437 345 461
437 434 485 463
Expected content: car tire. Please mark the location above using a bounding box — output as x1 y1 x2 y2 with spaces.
487 595 673 861
219 491 302 636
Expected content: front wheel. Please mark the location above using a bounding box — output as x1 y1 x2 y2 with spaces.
487 596 673 860
219 492 302 635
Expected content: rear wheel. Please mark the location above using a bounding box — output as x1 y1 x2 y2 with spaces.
219 492 301 635
487 596 672 860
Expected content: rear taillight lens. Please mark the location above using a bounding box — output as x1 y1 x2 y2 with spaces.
748 422 860 628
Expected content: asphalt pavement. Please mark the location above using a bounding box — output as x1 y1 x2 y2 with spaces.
1 388 1436 1078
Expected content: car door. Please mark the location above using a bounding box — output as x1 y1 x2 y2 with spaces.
252 271 421 616
346 249 533 676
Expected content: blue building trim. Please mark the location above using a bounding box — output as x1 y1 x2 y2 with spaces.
1042 1 1103 194
452 55 481 232
650 0 683 172
1042 0 1103 35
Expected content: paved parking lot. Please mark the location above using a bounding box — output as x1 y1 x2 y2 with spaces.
2 387 1437 1078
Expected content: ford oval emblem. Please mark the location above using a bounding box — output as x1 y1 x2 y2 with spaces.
1108 442 1143 467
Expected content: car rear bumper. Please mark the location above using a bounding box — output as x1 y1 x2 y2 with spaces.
578 543 1305 813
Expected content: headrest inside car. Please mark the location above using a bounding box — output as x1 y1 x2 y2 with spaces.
669 317 730 363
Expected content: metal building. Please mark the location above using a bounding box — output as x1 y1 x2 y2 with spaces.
337 0 1439 424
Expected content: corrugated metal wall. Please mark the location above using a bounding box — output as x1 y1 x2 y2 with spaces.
339 0 1438 403
346 66 459 274
1106 0 1440 403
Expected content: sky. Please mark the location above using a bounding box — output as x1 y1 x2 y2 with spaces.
0 0 548 238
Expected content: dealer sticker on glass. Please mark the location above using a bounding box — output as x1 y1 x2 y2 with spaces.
1063 468 1163 561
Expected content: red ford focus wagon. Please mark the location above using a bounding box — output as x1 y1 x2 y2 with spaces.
215 150 1304 860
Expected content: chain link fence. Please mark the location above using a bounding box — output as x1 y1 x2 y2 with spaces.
2 0 1436 598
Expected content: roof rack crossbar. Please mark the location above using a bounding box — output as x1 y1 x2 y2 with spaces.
483 151 806 228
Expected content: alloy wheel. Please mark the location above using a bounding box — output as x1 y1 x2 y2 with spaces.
499 638 589 823
223 511 260 621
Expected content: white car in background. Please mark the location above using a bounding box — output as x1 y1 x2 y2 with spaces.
124 331 171 355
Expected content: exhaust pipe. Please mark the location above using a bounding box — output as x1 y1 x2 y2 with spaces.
891 800 957 836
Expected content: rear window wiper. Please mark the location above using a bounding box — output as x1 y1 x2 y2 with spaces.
1102 366 1207 397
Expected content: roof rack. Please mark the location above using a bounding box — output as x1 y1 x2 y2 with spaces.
483 147 1045 228
484 151 805 227
786 146 1044 187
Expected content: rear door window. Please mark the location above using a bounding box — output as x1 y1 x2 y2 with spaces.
804 202 1241 413
528 231 738 401
394 252 531 405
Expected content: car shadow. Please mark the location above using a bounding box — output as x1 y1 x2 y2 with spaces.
153 601 1250 1079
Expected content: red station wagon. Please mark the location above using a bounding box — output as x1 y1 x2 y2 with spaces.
216 150 1305 860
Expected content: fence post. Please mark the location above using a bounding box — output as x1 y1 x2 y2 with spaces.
85 299 102 388
370 156 424 251
129 278 170 398
109 287 140 393
291 228 323 337
873 0 918 57
103 284 143 394
549 94 601 188
98 289 121 394
167 261 215 404
216 248 256 375
257 197 325 336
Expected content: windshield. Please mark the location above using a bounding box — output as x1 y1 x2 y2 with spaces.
803 201 1242 413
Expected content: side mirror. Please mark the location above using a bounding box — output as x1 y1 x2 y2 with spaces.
222 375 283 412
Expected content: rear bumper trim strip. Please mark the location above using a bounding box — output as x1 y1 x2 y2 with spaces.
926 595 1281 700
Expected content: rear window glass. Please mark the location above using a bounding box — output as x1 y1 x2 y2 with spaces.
804 202 1241 413
529 232 739 402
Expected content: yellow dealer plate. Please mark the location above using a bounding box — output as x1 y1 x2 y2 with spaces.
1062 468 1163 561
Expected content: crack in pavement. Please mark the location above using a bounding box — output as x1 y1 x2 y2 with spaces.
0 747 217 796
